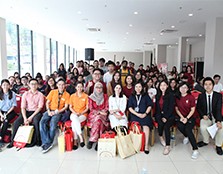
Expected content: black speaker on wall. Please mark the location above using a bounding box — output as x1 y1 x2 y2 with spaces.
194 61 204 80
85 48 94 61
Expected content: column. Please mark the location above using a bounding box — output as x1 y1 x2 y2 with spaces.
0 17 8 79
204 17 223 77
155 45 167 64
177 37 187 71
143 51 152 67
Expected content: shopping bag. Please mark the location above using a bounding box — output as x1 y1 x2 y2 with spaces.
65 128 73 151
98 138 116 157
14 125 34 144
0 129 11 143
129 125 142 152
58 133 65 153
115 127 136 159
100 131 115 138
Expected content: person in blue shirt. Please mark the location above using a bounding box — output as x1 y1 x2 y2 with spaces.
0 79 17 146
128 82 153 154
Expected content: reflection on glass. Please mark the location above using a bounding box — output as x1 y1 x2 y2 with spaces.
58 42 64 70
6 21 18 76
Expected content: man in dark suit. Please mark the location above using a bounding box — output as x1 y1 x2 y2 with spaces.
197 77 223 155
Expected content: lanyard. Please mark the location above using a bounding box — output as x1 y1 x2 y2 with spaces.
58 91 64 109
135 95 142 107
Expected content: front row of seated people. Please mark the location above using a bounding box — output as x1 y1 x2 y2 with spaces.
0 77 222 159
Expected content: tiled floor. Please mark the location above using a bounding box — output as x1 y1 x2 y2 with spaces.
0 131 223 174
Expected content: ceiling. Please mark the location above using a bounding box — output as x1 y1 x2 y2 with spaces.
0 0 223 52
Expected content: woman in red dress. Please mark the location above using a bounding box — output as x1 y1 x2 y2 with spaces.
87 82 109 150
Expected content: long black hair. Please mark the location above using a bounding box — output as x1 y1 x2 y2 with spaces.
112 83 124 98
176 82 191 99
111 71 121 89
0 79 13 100
156 80 170 100
132 82 145 95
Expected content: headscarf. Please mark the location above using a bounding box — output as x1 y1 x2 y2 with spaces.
89 82 104 105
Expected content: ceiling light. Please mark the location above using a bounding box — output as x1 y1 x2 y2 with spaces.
152 38 156 40
160 32 163 36
168 45 172 48
188 13 193 17
134 11 138 15
77 11 82 14
199 34 202 37
176 42 178 45
171 25 175 28
126 32 129 35
129 24 133 27
186 39 189 42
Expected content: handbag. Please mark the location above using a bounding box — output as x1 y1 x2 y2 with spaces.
129 125 142 153
129 122 145 151
13 125 34 148
58 133 65 153
98 138 116 157
65 128 73 151
115 126 136 159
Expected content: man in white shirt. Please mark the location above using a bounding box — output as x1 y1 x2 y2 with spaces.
99 58 108 74
103 61 116 86
213 74 223 92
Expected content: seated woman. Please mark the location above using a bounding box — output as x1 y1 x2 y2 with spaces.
0 79 17 146
175 82 198 159
155 80 175 155
69 82 88 150
87 82 109 151
107 71 121 97
109 84 128 131
128 82 153 154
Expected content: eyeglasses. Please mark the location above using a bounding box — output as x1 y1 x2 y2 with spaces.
93 73 101 75
30 83 37 85
96 86 103 89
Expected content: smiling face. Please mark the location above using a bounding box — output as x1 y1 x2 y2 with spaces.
95 83 103 93
126 76 133 85
160 81 168 93
76 83 84 93
135 83 143 94
114 73 120 82
1 81 10 92
204 80 214 93
114 84 122 95
179 84 189 95
92 70 101 81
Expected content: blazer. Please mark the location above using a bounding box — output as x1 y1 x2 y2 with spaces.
197 91 222 122
155 92 175 120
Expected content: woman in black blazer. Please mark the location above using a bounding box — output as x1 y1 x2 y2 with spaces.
155 80 175 155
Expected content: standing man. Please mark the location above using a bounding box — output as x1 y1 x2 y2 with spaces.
103 60 116 86
213 74 223 92
99 58 108 74
197 77 223 155
39 79 70 153
7 78 44 148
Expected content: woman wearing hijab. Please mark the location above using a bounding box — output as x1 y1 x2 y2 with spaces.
87 82 109 151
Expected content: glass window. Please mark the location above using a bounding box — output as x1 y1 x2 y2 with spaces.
51 40 57 73
45 38 50 76
6 21 18 76
19 27 32 76
33 33 45 77
58 42 64 69
65 45 69 70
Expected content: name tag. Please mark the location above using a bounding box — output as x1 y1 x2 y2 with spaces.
61 98 65 101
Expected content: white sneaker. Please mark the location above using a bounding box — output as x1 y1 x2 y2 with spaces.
191 150 199 159
160 137 166 147
163 146 170 155
183 137 189 144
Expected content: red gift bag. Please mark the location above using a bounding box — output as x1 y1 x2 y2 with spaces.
100 131 116 138
129 122 145 152
65 128 73 151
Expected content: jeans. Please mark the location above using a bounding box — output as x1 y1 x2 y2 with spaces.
39 111 61 145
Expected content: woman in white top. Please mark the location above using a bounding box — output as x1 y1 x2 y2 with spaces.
109 84 128 130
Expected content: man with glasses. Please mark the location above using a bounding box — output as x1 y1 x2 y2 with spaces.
85 68 107 95
7 78 45 148
39 79 70 153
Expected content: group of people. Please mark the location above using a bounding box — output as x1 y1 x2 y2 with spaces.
0 58 222 160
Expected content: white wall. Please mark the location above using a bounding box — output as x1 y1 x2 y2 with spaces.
166 46 178 71
191 38 205 61
95 51 144 68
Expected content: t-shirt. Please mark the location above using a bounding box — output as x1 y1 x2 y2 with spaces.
70 92 88 116
47 89 70 110
214 83 223 92
103 72 113 86
175 94 196 117
123 86 134 98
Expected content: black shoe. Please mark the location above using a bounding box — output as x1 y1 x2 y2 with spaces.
7 142 13 149
80 142 85 148
95 143 98 151
73 145 78 150
87 142 93 149
144 150 150 154
42 144 53 153
216 146 223 155
197 141 208 148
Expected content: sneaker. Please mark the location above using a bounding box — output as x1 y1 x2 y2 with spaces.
191 150 199 159
163 146 170 155
160 137 166 147
42 144 53 154
183 137 189 145
216 146 223 155
7 142 13 149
